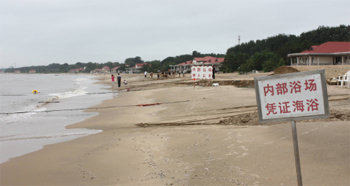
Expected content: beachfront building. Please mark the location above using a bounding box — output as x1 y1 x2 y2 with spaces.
90 66 110 74
69 67 84 73
126 63 148 74
28 69 36 73
102 66 110 72
111 66 120 73
288 41 350 66
169 56 225 73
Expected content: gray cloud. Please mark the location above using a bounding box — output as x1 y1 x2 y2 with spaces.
0 0 349 67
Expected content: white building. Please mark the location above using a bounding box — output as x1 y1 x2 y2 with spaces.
288 41 350 66
169 56 224 73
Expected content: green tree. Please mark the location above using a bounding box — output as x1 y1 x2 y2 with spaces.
221 52 248 72
192 50 201 57
225 25 349 73
125 56 143 67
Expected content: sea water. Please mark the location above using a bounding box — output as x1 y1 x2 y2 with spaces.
0 73 114 163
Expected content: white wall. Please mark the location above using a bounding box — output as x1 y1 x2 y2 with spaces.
317 56 333 65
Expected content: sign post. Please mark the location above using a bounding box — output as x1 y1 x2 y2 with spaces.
291 120 303 186
254 70 329 186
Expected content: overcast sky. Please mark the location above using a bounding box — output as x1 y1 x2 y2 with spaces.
0 0 349 68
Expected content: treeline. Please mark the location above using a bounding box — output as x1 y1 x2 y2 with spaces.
4 62 123 73
222 25 350 73
4 51 224 73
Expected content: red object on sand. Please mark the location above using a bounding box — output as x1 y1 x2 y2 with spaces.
137 103 161 107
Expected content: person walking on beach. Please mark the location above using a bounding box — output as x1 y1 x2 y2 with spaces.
111 74 115 83
111 74 116 88
144 71 147 78
212 65 216 79
117 73 121 87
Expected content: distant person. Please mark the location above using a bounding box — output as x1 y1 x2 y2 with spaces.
144 71 147 78
117 73 121 87
212 66 216 79
111 74 115 84
157 70 160 79
123 79 128 85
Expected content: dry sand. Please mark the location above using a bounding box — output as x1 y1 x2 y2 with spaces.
1 71 349 186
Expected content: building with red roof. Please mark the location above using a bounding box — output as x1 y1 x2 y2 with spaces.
193 56 225 65
69 67 84 73
126 63 149 73
90 66 110 74
28 69 36 73
102 66 110 71
111 66 120 73
169 56 225 73
288 41 350 65
135 63 145 69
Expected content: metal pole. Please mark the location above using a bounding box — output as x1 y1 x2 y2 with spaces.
291 120 303 186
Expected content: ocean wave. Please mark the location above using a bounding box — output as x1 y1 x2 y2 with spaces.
49 77 89 99
0 105 47 124
49 88 88 99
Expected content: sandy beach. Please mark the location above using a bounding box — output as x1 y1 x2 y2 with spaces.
1 72 349 185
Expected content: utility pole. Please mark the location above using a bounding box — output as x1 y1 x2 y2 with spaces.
238 35 240 45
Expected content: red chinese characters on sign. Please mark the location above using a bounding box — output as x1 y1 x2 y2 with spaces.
306 99 319 111
276 83 288 95
304 79 317 91
279 101 291 113
264 84 274 96
266 103 277 115
292 100 304 112
191 66 213 80
257 71 328 122
262 79 317 96
262 78 320 117
290 81 302 94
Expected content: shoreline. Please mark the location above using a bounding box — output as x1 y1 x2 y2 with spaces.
1 73 349 185
0 73 110 164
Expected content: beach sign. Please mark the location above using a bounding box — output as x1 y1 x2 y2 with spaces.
254 70 329 123
191 66 213 80
254 70 329 186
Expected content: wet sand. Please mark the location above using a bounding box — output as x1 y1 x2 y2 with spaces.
1 73 349 185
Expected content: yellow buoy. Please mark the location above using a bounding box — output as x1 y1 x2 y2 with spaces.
32 90 38 94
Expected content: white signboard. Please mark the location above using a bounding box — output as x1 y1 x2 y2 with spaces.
254 70 329 122
191 66 213 80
